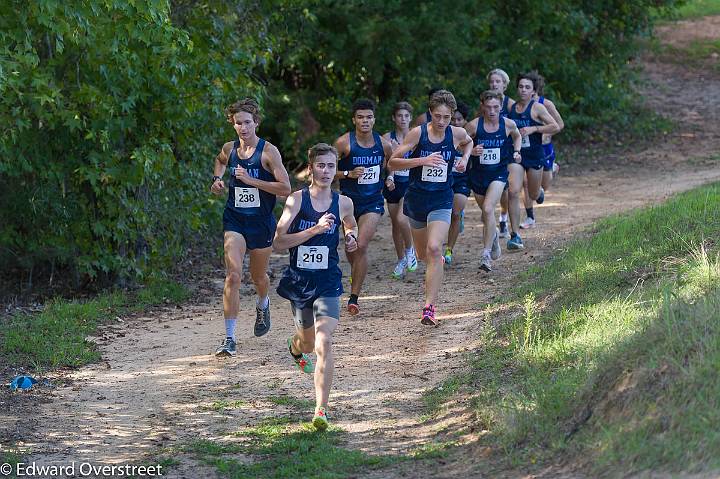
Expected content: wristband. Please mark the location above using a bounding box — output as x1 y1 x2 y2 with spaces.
212 175 221 184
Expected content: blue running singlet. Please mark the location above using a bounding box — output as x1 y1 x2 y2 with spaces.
225 138 277 217
508 100 544 170
338 132 385 203
276 188 343 309
469 118 512 196
389 131 410 183
537 96 557 171
500 95 510 117
403 124 456 221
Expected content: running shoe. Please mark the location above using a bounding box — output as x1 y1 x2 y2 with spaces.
215 337 236 357
254 300 271 337
406 248 418 272
443 247 453 265
480 251 492 272
392 257 407 280
287 336 314 373
507 233 524 251
347 297 360 316
313 406 329 431
459 210 465 233
520 217 535 229
491 229 502 260
536 188 545 205
421 305 438 327
498 220 509 238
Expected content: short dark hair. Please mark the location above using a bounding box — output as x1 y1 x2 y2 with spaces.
455 101 470 120
517 71 543 93
480 90 503 104
352 98 376 115
392 101 413 115
308 143 338 164
428 90 457 113
225 98 261 123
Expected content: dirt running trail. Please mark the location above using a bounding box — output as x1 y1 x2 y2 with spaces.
6 15 720 479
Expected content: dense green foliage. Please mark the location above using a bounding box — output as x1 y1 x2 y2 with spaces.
0 0 679 284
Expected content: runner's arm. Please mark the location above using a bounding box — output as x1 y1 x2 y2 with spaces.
464 118 479 140
531 104 560 135
210 142 232 195
381 136 394 179
240 143 291 196
333 134 352 180
544 99 564 133
339 195 359 242
453 126 473 170
273 192 325 251
388 127 426 171
505 118 523 163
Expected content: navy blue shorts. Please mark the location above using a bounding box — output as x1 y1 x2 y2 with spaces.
276 266 343 311
543 143 556 171
520 146 545 171
403 188 454 224
223 208 276 250
452 173 471 197
383 180 409 204
470 169 509 197
348 194 384 220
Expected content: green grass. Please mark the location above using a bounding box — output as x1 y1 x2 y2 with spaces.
423 182 720 474
182 417 394 479
670 0 720 19
0 277 189 370
0 448 22 478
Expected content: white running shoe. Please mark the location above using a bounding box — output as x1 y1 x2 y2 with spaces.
406 249 418 272
520 217 536 229
491 229 502 260
391 257 407 279
480 251 492 272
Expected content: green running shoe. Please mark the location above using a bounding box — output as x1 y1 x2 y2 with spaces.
313 406 329 431
287 336 314 373
443 247 453 265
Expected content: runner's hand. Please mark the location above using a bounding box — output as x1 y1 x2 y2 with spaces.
348 167 365 179
519 126 536 137
454 160 466 173
211 179 225 195
234 166 254 184
314 213 336 234
513 151 522 163
472 144 484 156
345 233 358 252
385 176 395 191
422 152 446 168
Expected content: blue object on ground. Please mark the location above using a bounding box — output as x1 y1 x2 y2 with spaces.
9 375 38 391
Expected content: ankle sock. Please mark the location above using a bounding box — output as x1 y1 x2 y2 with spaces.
256 295 269 309
224 319 236 340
